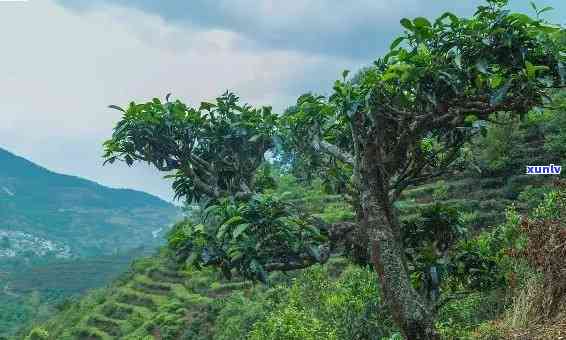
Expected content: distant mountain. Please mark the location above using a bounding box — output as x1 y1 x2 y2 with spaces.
0 147 181 258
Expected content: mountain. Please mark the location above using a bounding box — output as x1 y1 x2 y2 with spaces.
0 147 181 258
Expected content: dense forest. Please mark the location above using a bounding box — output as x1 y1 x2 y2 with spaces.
12 0 566 339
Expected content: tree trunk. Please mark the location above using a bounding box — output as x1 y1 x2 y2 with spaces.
350 191 370 265
359 157 439 339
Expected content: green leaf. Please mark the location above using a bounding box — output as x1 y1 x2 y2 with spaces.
216 223 229 239
538 6 554 15
400 18 413 31
232 223 250 239
525 61 535 79
475 59 489 74
382 71 399 82
390 36 405 50
454 53 462 69
417 43 430 56
437 12 459 25
230 250 244 263
194 223 205 233
342 69 350 80
187 252 199 265
490 79 513 106
464 114 478 124
413 17 431 28
199 102 216 111
108 105 126 113
489 74 503 89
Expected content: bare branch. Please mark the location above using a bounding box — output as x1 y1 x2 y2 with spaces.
264 245 330 272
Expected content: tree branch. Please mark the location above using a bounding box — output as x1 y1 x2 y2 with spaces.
264 245 331 272
184 165 221 198
312 137 355 166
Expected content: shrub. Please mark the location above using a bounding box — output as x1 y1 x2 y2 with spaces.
249 305 337 340
512 180 566 321
402 203 467 300
213 292 271 340
474 113 523 175
249 265 396 340
543 95 566 157
517 185 553 210
436 291 505 339
24 328 49 340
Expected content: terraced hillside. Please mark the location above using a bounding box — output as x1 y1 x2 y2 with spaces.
23 253 256 340
0 147 184 337
398 124 562 229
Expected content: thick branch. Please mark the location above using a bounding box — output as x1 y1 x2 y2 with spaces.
264 245 330 272
312 137 355 166
184 165 222 198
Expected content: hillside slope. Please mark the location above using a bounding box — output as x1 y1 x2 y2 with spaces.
0 147 181 258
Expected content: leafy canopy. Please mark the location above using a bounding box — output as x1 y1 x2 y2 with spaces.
103 91 277 202
167 194 328 282
283 0 565 198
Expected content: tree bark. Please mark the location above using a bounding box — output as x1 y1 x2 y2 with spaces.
359 149 439 340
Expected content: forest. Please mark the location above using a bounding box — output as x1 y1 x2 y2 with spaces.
14 0 566 339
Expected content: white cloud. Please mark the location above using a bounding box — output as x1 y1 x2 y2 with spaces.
0 0 354 201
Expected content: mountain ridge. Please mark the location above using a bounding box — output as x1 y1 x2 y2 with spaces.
0 147 172 210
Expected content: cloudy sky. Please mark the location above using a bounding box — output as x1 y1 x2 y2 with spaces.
0 0 563 203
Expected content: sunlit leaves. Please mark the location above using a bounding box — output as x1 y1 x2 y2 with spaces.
103 91 278 202
168 194 328 283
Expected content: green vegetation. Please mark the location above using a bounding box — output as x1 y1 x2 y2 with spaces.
0 249 151 337
11 0 566 339
0 146 180 337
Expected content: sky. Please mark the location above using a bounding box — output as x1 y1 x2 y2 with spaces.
0 0 564 203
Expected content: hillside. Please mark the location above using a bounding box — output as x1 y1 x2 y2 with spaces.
0 147 181 257
0 147 182 336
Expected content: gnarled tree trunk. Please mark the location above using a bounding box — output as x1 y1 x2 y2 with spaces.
359 143 439 340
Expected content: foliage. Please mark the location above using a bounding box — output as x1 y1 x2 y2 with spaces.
436 290 506 339
473 113 523 174
402 203 467 300
103 92 277 202
249 304 338 340
543 92 566 156
512 180 566 320
0 249 149 338
249 265 396 340
212 292 273 340
167 194 328 282
448 206 523 291
24 328 49 340
279 3 565 335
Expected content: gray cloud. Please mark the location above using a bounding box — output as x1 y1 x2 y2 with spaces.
57 0 565 60
0 0 352 201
